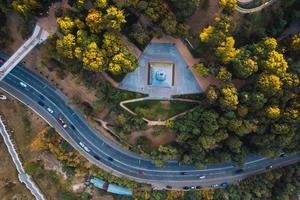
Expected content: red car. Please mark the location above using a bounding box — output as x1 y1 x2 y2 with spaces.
57 117 68 128
138 169 144 174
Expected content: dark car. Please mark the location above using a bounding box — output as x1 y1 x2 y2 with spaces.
70 124 76 130
280 153 287 158
183 186 190 190
38 101 45 107
196 186 202 189
235 169 244 174
166 185 172 189
107 157 114 162
180 172 187 175
93 155 100 160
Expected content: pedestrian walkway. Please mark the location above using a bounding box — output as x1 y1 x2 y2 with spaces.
0 25 48 80
0 116 45 200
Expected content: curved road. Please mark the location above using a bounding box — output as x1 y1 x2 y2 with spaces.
0 57 299 190
236 0 278 14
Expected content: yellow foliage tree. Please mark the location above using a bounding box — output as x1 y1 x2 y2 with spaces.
215 36 239 63
105 6 126 30
30 127 49 151
86 9 105 33
57 16 75 34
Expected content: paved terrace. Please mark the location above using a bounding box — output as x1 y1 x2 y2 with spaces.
119 42 202 99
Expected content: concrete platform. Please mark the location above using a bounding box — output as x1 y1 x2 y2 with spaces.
119 43 202 99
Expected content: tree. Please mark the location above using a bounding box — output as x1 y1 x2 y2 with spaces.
94 0 107 8
232 49 258 78
263 50 288 77
102 32 124 57
256 73 282 96
219 85 239 111
56 33 76 59
108 52 138 74
219 0 237 15
12 0 40 16
168 0 201 21
217 67 232 83
105 6 126 31
206 85 219 104
160 18 177 35
57 16 75 34
215 37 239 63
266 105 281 119
291 34 300 53
194 63 209 77
82 42 107 72
86 9 104 33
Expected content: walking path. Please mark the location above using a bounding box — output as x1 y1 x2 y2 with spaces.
0 25 48 80
236 0 278 13
0 116 45 200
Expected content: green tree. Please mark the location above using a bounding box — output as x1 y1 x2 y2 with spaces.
194 63 209 77
232 49 258 78
168 0 201 21
217 67 232 83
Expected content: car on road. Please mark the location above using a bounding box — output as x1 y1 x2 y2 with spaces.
47 107 54 114
235 169 244 174
221 182 229 188
182 186 190 190
196 186 202 189
107 157 114 162
70 124 76 130
93 155 100 160
138 169 144 174
79 142 90 152
166 185 172 189
199 175 206 179
20 82 27 87
280 153 287 158
190 186 196 190
180 172 187 175
0 58 4 64
57 117 68 128
38 101 45 107
0 95 7 100
266 165 273 170
211 184 219 188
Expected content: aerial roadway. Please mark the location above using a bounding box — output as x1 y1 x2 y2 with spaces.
0 55 300 190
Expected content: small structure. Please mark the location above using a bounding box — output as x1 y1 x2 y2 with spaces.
148 62 174 87
90 177 105 189
107 183 133 196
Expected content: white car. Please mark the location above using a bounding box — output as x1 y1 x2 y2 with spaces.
0 95 7 100
199 175 206 179
79 142 90 152
20 82 27 87
47 107 54 114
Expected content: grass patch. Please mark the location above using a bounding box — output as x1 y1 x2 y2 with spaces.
125 100 198 121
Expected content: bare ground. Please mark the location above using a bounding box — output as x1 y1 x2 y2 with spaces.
129 127 176 148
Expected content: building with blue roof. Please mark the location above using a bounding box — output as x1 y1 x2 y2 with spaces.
107 184 133 196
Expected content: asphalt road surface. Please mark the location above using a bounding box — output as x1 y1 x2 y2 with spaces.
0 56 299 190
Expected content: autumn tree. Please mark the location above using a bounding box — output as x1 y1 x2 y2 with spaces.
82 42 107 71
105 6 126 31
57 16 75 34
219 85 239 111
194 63 209 77
56 33 76 59
256 73 282 96
86 9 104 33
219 0 237 15
217 67 232 83
215 36 239 63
